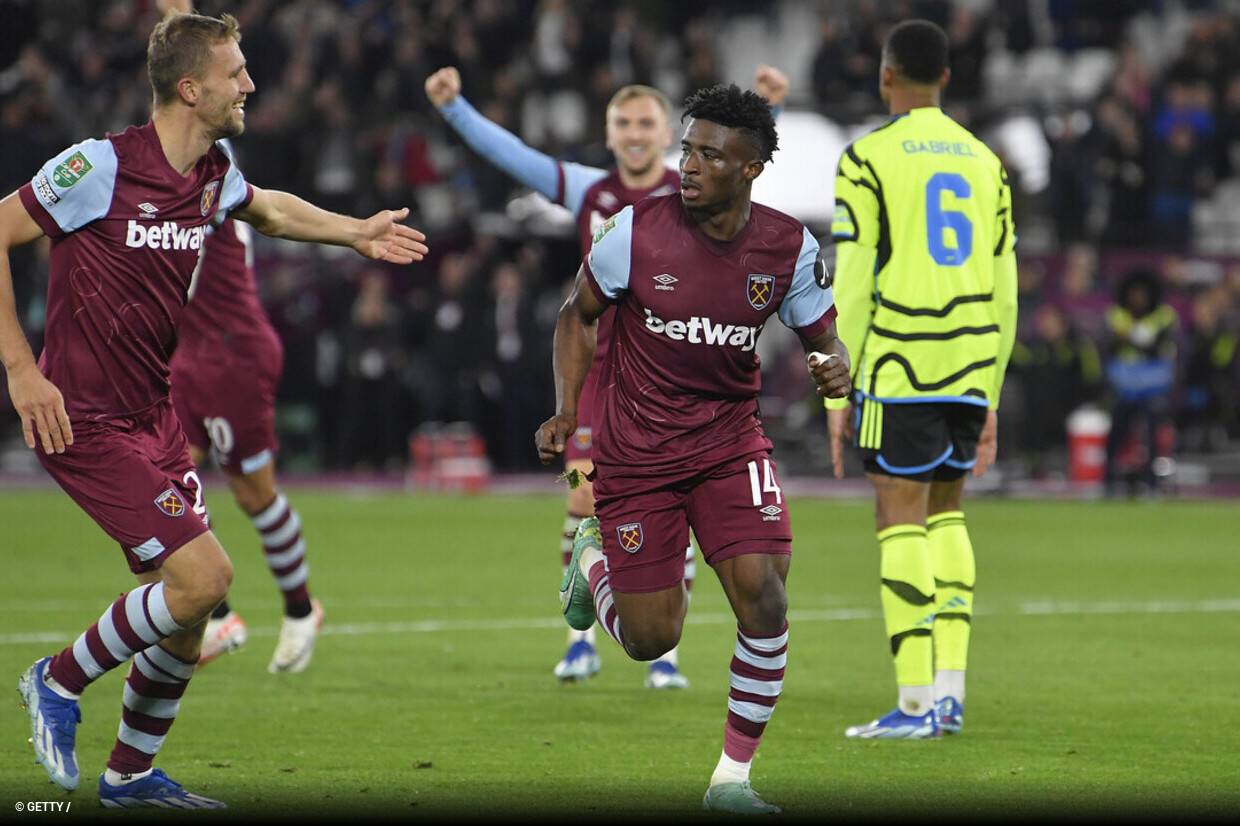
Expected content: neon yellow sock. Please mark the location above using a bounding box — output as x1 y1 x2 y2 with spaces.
928 511 975 676
877 524 934 690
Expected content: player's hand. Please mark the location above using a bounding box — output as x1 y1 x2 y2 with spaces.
973 409 998 478
535 413 577 465
425 67 462 106
354 208 429 263
807 351 851 399
827 405 852 480
7 362 72 454
754 64 790 108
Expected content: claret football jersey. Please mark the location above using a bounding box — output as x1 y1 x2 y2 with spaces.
19 122 251 420
584 194 834 477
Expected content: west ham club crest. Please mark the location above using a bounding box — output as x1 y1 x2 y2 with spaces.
747 274 775 310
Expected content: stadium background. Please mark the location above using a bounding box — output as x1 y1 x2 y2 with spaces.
1 0 1238 494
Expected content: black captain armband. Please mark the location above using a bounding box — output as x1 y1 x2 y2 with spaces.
814 245 835 290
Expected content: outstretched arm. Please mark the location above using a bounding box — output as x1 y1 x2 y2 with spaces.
232 187 428 263
535 265 608 464
0 192 71 454
426 66 564 201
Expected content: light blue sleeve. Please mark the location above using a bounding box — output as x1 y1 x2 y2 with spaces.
29 139 118 233
439 96 565 202
218 160 249 213
586 206 634 299
559 162 611 216
778 227 832 329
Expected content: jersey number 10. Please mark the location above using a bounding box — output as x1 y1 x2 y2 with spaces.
925 172 972 266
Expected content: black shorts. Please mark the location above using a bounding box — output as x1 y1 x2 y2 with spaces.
852 399 987 482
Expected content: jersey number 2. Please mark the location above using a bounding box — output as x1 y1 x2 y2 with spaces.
925 172 972 266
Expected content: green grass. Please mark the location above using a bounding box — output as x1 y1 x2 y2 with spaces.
1 485 1237 821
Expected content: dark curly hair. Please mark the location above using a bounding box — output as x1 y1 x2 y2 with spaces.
681 83 778 162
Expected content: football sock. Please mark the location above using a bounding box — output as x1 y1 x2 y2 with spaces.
253 494 312 617
584 546 625 650
104 768 152 786
683 540 697 593
47 583 185 695
561 513 587 568
935 669 966 704
209 601 231 621
719 624 787 773
928 511 975 682
878 524 935 710
107 644 196 775
710 751 751 786
898 685 935 717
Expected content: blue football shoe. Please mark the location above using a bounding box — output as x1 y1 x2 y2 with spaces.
554 639 602 683
935 697 964 734
17 658 81 790
845 707 940 739
98 769 226 809
645 660 690 690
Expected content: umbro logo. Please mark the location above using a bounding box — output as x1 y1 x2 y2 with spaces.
653 273 678 291
138 202 159 217
759 504 783 522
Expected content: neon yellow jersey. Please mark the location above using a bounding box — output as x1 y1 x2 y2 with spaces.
830 107 1018 409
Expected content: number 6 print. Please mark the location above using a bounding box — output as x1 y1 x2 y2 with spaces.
925 172 972 266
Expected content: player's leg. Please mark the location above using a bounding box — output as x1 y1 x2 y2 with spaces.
97 535 231 809
21 420 227 791
686 453 790 813
702 551 789 815
842 472 939 738
554 457 601 682
926 403 987 734
223 460 322 673
182 443 249 665
927 478 971 735
561 488 690 660
647 532 694 690
845 399 941 739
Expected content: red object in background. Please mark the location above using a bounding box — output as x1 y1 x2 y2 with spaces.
1067 407 1110 484
409 424 490 493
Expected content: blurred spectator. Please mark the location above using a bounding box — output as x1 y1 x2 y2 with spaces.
810 17 852 114
480 258 550 471
1213 73 1240 180
945 4 988 103
1009 304 1102 477
1177 286 1239 452
1093 94 1150 247
1043 107 1097 246
413 249 491 432
1102 266 1179 496
1149 74 1216 248
339 269 412 471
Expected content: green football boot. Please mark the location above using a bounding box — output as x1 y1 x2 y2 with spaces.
702 781 781 815
560 517 600 631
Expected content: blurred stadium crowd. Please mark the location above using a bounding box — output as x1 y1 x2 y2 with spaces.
1 0 1238 485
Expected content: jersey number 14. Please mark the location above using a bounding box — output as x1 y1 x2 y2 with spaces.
925 172 972 266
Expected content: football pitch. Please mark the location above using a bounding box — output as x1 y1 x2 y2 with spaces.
1 484 1236 821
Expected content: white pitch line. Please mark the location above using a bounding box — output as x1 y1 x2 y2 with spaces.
2 599 1238 646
